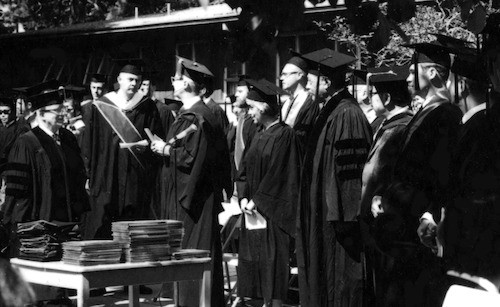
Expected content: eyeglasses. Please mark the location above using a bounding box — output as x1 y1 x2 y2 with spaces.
170 76 183 83
280 71 299 77
0 110 11 115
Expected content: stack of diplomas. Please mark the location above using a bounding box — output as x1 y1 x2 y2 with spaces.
111 220 184 262
62 240 122 266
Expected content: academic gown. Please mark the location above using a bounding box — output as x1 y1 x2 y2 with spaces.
292 94 320 157
359 110 413 222
442 102 500 283
296 88 372 307
236 122 300 300
81 95 164 239
375 97 462 307
1 127 89 254
231 115 259 188
149 100 177 219
0 120 26 168
358 110 413 307
160 99 230 307
155 100 176 137
206 98 230 134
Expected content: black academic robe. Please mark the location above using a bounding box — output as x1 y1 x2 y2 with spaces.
293 94 320 157
0 120 26 168
206 98 230 135
358 110 413 307
296 89 372 307
442 104 500 281
1 127 89 252
384 97 462 232
374 97 462 307
160 99 229 307
81 95 164 239
359 110 413 222
155 100 176 137
236 122 300 300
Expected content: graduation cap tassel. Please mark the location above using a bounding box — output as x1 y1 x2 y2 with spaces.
454 73 460 106
315 62 321 107
413 52 420 92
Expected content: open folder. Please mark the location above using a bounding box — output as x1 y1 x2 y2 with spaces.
244 211 267 230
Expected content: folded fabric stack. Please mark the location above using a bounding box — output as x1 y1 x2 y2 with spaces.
17 220 79 262
62 240 122 266
172 249 210 260
112 220 184 263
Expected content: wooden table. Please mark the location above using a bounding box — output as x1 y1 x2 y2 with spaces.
10 257 211 307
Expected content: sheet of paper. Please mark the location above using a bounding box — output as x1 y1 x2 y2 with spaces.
244 211 267 230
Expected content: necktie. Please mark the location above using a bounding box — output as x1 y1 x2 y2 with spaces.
283 95 298 123
234 117 245 170
53 133 61 146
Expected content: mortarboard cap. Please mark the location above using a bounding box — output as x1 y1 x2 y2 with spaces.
176 56 214 86
431 34 476 54
286 56 309 74
245 79 283 112
350 69 368 84
482 13 500 37
25 79 62 97
29 88 65 110
404 42 452 68
113 58 144 76
451 56 488 83
368 65 412 106
89 73 108 84
226 74 252 87
11 86 28 94
299 48 357 77
0 96 14 108
64 84 86 100
367 65 409 84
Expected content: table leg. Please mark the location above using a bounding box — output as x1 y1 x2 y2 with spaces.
128 285 140 307
174 282 179 307
76 277 89 307
200 269 211 307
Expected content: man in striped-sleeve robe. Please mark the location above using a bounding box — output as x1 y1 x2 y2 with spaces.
296 49 372 307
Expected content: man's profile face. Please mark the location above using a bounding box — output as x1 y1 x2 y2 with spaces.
40 104 65 128
306 74 329 100
235 86 249 104
407 63 432 96
117 73 140 96
90 81 105 100
280 64 302 91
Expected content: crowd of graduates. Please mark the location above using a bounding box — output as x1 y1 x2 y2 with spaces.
0 12 500 307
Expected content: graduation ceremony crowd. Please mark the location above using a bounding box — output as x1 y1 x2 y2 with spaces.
1 12 500 307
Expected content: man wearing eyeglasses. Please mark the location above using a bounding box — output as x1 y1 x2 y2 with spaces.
150 56 229 307
280 56 320 156
1 82 89 256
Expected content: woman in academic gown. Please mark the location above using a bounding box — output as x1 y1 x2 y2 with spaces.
236 80 300 307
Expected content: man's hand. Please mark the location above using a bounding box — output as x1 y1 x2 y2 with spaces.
371 195 384 217
150 140 170 156
85 179 90 194
417 218 438 251
240 198 256 215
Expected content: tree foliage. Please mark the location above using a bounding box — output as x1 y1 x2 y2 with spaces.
0 0 217 33
317 1 498 68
